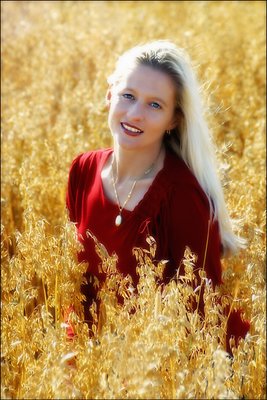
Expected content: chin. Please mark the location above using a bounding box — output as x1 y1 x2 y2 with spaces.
114 133 143 150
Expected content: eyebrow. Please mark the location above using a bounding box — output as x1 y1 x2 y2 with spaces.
123 87 168 107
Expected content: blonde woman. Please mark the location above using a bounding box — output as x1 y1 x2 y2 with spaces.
66 40 250 353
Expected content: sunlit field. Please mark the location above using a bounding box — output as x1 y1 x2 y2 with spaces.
1 1 266 399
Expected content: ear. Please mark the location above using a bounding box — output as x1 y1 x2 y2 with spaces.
168 108 183 130
167 116 178 131
105 87 112 109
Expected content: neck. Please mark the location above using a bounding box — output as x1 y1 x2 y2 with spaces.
113 143 165 184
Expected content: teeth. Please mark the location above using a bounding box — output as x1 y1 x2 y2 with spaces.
122 123 142 133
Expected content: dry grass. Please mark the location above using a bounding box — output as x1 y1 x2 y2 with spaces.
1 1 266 399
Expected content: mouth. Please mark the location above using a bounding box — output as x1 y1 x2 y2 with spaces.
121 122 144 136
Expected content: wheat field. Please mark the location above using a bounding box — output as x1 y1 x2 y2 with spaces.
1 1 266 399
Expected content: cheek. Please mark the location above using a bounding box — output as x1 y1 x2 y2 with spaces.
108 101 124 128
109 97 123 115
148 113 169 129
108 102 118 121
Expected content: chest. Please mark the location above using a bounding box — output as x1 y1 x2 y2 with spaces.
101 173 154 212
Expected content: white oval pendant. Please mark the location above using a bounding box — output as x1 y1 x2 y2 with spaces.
115 214 122 226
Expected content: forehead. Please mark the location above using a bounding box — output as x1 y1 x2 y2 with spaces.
114 64 176 102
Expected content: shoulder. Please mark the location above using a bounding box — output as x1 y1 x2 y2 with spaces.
164 148 211 214
68 148 112 175
164 148 208 197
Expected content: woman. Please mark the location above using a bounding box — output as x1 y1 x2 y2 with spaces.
66 40 250 353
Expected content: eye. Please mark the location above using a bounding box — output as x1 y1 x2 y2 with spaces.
150 102 161 109
122 93 135 100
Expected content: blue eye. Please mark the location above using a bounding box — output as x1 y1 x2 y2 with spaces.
150 102 161 109
122 93 134 100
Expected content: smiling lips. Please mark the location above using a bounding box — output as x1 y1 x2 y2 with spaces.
121 122 144 136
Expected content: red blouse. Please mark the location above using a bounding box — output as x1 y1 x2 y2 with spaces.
66 147 250 351
67 147 222 282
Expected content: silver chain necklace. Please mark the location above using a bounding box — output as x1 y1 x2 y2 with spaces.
111 149 162 227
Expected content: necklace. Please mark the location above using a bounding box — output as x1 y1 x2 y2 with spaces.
111 149 161 227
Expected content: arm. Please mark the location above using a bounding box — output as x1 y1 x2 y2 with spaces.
167 184 250 354
64 154 85 340
167 183 222 285
66 153 84 223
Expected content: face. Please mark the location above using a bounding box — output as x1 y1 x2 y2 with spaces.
106 64 177 152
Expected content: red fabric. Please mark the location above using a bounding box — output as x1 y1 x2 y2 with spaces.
64 305 76 340
66 147 250 352
225 308 251 354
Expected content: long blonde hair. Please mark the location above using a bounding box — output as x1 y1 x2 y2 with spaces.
108 40 245 256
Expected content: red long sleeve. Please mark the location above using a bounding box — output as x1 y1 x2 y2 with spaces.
66 147 250 351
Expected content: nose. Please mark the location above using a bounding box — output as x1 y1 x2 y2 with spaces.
126 100 144 122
